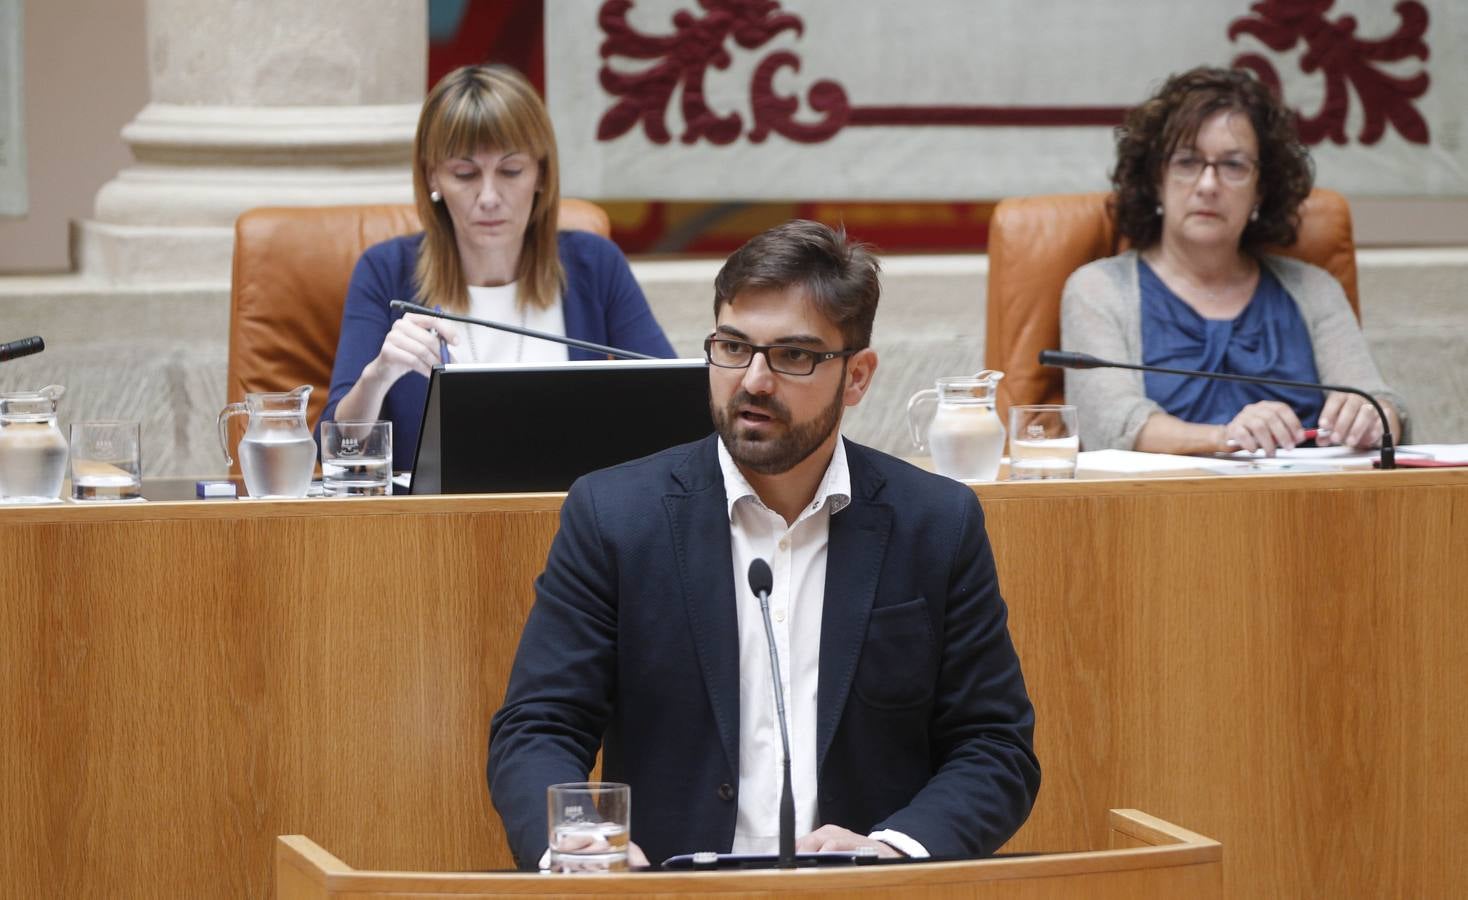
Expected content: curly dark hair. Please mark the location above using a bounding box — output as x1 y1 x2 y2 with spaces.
1110 66 1314 250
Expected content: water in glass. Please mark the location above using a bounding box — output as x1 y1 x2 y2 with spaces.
321 455 391 496
549 822 630 873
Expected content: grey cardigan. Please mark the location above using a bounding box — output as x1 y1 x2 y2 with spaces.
1060 250 1408 450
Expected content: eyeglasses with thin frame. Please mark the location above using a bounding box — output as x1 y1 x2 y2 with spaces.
1167 153 1258 185
704 335 857 376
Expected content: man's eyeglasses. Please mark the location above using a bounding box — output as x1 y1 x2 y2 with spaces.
704 336 857 376
1167 153 1258 185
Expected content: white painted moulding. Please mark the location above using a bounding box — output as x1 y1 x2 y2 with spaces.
120 102 419 163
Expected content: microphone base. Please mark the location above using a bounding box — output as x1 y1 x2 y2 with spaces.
659 851 881 870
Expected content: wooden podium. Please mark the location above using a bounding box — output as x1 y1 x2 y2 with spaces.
6 469 1465 897
276 810 1220 899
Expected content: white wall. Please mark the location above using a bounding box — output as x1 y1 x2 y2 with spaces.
0 0 147 273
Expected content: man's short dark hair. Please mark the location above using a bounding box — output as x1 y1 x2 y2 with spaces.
713 220 881 350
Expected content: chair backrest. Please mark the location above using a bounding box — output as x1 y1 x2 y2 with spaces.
984 188 1358 419
226 200 612 434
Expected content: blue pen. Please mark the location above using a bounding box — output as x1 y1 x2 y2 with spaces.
433 304 450 364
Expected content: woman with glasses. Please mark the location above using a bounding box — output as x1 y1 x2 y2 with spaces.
1061 66 1406 453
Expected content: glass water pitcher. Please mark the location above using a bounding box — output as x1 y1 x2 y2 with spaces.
906 370 1006 482
217 386 316 498
0 385 68 503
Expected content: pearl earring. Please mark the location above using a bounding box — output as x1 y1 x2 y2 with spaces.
1250 207 1259 222
430 190 442 203
1155 204 1163 217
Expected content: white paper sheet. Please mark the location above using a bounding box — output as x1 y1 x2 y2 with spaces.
1078 444 1468 476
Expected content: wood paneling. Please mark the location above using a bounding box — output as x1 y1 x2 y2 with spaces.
984 470 1466 898
3 470 1464 897
274 809 1221 899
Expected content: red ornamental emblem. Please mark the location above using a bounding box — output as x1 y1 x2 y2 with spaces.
1229 0 1431 145
595 0 1432 147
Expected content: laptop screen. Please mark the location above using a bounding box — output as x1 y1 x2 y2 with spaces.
410 358 713 494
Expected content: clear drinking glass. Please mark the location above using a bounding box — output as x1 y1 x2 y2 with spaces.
546 782 630 873
320 421 392 496
1008 404 1079 480
70 421 143 501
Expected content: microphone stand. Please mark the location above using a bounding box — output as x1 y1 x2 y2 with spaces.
748 559 796 869
1039 350 1395 469
388 300 658 361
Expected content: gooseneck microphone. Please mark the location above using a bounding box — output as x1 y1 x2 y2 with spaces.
1039 349 1396 469
0 336 45 362
747 557 796 870
388 299 658 361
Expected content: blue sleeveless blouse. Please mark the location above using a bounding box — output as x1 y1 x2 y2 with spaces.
1139 259 1321 428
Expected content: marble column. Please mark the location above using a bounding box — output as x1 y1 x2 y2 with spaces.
78 0 426 284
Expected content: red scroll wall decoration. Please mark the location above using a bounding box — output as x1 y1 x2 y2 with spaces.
596 0 1432 147
1229 0 1431 145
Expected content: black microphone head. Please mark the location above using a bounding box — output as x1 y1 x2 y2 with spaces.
1039 349 1106 369
747 558 773 598
388 299 409 312
0 336 45 362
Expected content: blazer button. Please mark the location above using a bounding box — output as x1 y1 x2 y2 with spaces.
718 783 735 801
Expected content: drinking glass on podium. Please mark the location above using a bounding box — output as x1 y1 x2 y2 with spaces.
547 782 630 873
70 421 143 501
1008 404 1079 480
320 421 392 496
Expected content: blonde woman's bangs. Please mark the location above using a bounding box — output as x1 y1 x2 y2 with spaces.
414 64 564 316
423 83 549 170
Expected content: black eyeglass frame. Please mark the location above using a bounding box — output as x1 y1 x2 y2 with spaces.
703 335 859 376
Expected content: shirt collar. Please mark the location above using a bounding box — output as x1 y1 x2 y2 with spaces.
716 436 852 522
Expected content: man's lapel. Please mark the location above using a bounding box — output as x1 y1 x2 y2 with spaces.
816 441 892 770
662 436 740 778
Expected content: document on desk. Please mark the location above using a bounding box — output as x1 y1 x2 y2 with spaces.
1222 446 1376 470
1078 449 1252 474
1224 444 1468 470
1079 444 1468 476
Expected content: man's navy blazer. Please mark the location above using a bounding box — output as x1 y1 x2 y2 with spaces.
488 435 1039 868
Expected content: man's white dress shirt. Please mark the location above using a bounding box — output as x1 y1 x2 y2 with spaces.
717 438 927 858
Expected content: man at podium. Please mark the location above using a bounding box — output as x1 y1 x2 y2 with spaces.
488 220 1039 868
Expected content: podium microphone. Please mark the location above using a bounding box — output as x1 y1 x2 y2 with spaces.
388 300 658 361
747 557 796 869
1039 350 1396 469
0 336 44 362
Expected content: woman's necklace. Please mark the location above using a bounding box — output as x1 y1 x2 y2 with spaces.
463 301 528 363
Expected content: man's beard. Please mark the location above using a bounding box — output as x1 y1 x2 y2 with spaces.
712 372 845 476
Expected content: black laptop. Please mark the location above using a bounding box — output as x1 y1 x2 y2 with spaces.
409 358 713 494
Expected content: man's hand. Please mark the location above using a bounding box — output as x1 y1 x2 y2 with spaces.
795 825 902 857
541 837 651 871
628 841 650 868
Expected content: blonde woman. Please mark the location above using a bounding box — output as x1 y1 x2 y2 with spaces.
324 65 674 469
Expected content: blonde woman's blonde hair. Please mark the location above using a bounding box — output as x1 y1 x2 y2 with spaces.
413 64 563 313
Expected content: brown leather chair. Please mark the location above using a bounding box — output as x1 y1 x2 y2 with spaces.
225 199 612 437
984 188 1358 420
